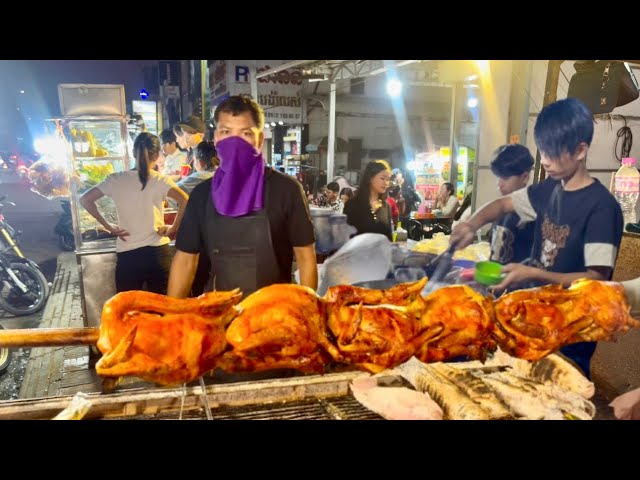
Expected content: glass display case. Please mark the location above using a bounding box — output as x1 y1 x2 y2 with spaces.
55 116 130 253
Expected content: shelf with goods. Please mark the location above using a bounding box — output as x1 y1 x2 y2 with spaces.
410 146 476 207
411 151 446 208
50 116 131 253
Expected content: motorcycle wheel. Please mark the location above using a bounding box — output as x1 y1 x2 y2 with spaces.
0 263 49 316
0 325 11 375
59 232 75 252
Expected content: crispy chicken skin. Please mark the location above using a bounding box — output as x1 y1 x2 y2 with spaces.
414 285 497 363
94 278 640 384
220 284 338 373
96 290 242 385
493 279 640 360
324 278 428 372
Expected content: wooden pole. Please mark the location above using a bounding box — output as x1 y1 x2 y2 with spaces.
533 60 564 184
0 327 99 348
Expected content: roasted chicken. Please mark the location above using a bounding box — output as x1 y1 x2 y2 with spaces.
96 290 242 385
324 278 428 372
93 277 640 385
493 278 640 360
414 285 496 363
219 284 339 373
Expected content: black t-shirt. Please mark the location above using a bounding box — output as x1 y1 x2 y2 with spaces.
510 178 623 274
176 168 315 281
490 212 536 264
344 198 393 240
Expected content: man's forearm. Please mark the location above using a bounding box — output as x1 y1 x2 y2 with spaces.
530 268 605 287
167 251 199 298
294 245 318 290
467 197 513 230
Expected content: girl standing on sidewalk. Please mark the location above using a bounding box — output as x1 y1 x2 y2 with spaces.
80 132 189 294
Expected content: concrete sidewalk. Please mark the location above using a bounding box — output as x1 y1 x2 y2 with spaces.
19 252 101 399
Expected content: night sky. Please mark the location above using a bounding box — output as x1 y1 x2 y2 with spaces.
0 60 159 151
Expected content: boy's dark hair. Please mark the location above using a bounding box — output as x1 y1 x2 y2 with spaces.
490 144 534 178
160 129 177 145
214 95 265 130
534 97 594 160
326 181 340 193
194 141 218 170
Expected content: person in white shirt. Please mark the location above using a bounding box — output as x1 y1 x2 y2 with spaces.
80 132 189 294
436 182 460 217
160 129 187 182
325 181 344 213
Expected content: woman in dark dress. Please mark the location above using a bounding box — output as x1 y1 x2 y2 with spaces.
344 160 393 240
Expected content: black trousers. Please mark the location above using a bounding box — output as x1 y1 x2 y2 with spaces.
115 244 172 294
191 251 210 297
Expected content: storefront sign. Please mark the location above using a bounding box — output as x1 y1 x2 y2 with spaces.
159 61 180 86
209 60 230 107
230 61 306 124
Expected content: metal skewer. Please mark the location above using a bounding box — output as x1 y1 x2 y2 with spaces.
199 376 213 420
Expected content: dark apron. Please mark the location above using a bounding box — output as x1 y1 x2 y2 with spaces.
204 181 282 295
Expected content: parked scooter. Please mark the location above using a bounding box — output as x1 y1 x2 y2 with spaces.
0 195 50 316
0 325 10 375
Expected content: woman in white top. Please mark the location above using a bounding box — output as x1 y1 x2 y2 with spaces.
436 182 460 218
80 132 189 294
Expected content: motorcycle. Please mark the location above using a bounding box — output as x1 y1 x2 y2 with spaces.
55 198 75 252
0 195 50 316
0 325 10 375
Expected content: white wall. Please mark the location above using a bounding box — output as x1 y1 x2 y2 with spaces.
474 60 515 211
527 60 640 218
306 75 454 175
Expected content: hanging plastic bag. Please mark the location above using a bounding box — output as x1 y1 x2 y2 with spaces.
316 233 392 296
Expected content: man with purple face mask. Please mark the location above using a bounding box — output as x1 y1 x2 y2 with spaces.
167 95 317 297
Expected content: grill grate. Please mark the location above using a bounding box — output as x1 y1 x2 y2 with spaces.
113 394 383 420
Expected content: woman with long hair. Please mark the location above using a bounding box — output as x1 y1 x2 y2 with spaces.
80 132 189 294
344 160 393 240
339 187 354 205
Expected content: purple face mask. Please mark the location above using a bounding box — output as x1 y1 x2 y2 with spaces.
211 136 265 217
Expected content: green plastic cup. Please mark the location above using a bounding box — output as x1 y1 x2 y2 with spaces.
474 261 504 286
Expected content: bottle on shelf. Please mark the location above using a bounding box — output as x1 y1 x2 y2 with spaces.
614 157 640 228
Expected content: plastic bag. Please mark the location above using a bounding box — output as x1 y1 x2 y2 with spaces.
316 233 392 296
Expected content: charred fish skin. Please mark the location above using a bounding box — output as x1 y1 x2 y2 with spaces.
413 364 491 420
528 355 595 399
429 363 513 420
481 371 595 420
479 373 548 420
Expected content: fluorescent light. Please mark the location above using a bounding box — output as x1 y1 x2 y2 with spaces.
386 79 403 97
467 97 479 108
305 73 328 82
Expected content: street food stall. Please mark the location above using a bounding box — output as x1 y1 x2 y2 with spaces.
52 84 131 329
0 271 636 420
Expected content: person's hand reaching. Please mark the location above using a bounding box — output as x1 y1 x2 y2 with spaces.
449 221 476 250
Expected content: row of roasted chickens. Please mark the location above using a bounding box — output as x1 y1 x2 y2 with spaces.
95 277 640 386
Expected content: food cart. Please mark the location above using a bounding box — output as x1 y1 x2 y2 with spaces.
53 84 131 329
